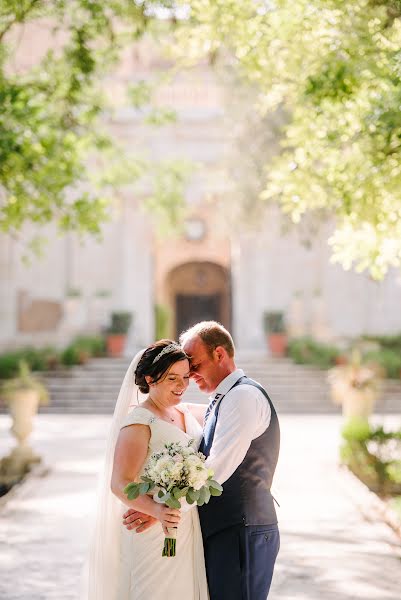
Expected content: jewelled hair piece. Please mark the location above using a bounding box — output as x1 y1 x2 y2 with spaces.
152 343 181 364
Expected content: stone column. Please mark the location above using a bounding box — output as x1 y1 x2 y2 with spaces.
118 199 154 354
231 232 267 351
0 235 17 347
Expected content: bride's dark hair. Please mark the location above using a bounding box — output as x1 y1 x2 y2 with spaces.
134 339 188 394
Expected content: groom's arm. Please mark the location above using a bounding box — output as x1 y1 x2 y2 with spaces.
205 385 271 484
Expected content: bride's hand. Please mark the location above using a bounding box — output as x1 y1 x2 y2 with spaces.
123 509 157 533
154 504 181 534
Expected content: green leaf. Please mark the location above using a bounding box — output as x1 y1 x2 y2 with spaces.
203 487 211 504
139 482 150 495
197 487 207 506
208 480 223 492
187 488 200 503
173 486 189 499
123 483 140 500
123 482 136 494
166 496 181 509
141 476 154 484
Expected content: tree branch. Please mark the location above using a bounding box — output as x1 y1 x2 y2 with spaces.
0 0 42 43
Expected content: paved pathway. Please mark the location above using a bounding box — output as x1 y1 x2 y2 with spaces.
0 414 400 600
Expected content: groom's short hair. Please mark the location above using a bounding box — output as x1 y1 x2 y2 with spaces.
179 321 235 358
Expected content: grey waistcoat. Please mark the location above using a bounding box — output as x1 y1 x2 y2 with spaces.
198 376 280 539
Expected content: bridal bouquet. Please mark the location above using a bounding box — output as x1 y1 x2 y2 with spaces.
124 440 222 557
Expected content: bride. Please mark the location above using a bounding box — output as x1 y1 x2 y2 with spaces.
85 340 209 600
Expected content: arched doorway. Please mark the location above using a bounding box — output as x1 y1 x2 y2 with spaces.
166 262 231 339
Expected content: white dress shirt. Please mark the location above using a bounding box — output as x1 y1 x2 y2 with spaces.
205 369 271 484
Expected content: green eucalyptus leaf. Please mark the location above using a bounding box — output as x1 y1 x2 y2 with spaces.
139 482 150 495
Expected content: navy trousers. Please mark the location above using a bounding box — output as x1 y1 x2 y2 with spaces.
203 524 280 600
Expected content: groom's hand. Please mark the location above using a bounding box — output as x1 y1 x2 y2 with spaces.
122 509 157 533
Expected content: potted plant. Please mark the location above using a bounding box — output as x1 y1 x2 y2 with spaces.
106 311 133 357
328 350 383 421
0 360 49 473
263 311 288 357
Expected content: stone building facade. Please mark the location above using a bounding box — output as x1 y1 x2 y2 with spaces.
1 32 400 353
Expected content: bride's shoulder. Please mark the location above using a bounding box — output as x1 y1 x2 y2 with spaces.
121 406 155 429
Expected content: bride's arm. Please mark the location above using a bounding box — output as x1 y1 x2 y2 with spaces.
184 402 207 426
111 424 181 532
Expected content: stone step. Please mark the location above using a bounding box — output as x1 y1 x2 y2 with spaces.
44 356 338 374
43 381 341 393
38 393 400 414
37 405 343 415
37 403 399 415
3 355 399 415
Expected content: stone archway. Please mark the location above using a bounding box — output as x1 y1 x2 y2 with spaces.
166 262 231 339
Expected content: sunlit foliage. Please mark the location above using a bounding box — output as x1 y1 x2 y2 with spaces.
178 0 401 278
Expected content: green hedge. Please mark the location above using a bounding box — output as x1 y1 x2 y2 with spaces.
0 347 59 379
341 419 401 495
0 335 106 378
362 333 401 354
363 348 401 379
287 336 341 369
73 335 106 357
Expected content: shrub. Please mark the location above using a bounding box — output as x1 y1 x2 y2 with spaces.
362 334 401 354
363 349 401 379
341 421 401 495
19 347 62 371
287 336 340 369
74 336 106 357
40 347 61 370
0 347 62 378
0 353 21 379
61 345 86 366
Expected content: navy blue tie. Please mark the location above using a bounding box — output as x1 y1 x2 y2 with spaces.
203 393 223 427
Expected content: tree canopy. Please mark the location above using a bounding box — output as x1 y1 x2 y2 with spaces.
0 0 185 242
177 0 401 279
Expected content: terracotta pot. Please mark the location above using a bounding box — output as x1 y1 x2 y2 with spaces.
267 333 288 357
106 334 126 357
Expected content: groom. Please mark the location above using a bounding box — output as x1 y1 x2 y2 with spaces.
123 321 280 600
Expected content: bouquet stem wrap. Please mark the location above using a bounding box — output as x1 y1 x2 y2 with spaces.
162 527 177 557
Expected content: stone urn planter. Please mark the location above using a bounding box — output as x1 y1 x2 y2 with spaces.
330 382 377 420
0 361 49 477
328 350 382 421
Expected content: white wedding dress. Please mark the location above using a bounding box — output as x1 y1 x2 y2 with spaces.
116 404 209 600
